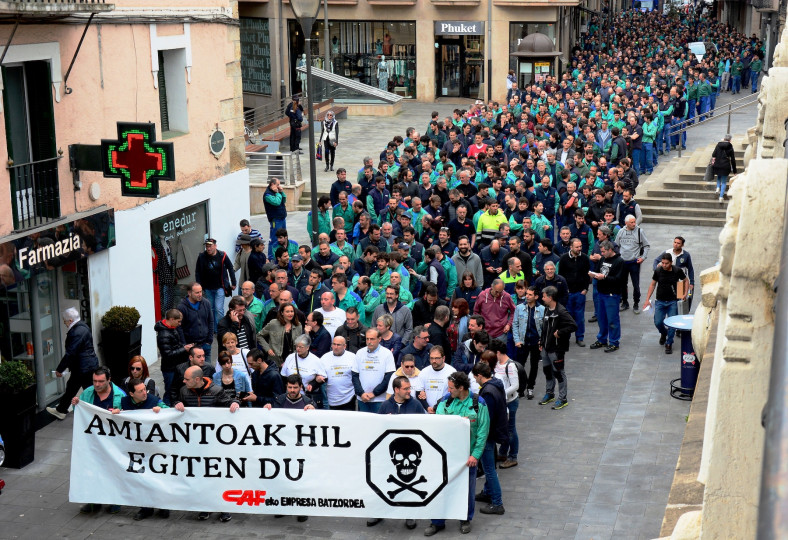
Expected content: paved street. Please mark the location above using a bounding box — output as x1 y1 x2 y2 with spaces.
0 92 756 539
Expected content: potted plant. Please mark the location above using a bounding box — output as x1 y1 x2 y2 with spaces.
100 305 142 377
0 358 37 468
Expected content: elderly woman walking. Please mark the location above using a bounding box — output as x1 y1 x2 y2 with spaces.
319 110 339 172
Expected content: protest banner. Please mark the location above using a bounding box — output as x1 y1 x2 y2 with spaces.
69 403 470 519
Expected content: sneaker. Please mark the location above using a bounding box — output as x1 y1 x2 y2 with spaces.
198 512 210 520
424 523 445 536
459 521 472 534
665 344 673 354
526 389 534 400
604 345 619 353
719 197 724 203
46 407 66 420
539 393 555 405
80 503 101 514
659 333 667 345
219 513 232 523
500 459 518 469
552 399 569 410
479 504 505 515
633 308 641 314
619 303 630 312
405 519 417 529
134 508 154 521
715 187 720 194
589 341 607 350
576 339 586 347
474 492 492 503
588 315 598 323
297 516 309 522
367 518 383 527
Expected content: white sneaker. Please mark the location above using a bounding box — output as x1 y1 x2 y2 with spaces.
715 187 720 194
46 406 66 420
719 197 724 203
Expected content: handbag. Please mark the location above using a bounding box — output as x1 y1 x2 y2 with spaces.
316 142 323 161
173 238 191 280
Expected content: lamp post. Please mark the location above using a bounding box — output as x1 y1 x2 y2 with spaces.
291 0 321 246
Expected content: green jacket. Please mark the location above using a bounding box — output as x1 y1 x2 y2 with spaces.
351 287 382 327
687 82 699 100
435 393 489 460
332 203 355 234
697 81 712 98
79 383 126 409
642 120 657 143
750 59 763 74
308 209 332 237
731 61 743 76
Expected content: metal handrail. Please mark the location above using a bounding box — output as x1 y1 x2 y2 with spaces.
673 95 759 157
296 65 404 104
245 151 302 186
671 92 759 133
244 95 312 136
757 121 788 540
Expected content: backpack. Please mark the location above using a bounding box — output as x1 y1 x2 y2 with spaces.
502 360 527 398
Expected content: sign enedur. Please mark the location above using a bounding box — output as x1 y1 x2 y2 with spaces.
69 404 471 519
435 21 484 35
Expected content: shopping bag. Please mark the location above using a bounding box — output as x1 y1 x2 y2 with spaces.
316 143 323 161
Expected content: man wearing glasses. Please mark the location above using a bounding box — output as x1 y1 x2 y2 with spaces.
417 346 457 414
399 326 432 369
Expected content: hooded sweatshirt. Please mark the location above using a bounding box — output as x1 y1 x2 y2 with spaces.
472 287 516 338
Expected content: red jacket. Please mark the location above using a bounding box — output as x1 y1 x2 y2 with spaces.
473 288 516 339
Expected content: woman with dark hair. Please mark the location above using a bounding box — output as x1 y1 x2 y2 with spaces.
246 238 268 285
448 298 470 353
453 270 482 311
123 356 158 396
213 351 253 404
257 303 304 367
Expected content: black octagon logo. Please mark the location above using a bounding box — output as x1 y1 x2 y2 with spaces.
366 429 448 507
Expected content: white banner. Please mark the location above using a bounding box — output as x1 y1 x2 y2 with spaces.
69 403 470 519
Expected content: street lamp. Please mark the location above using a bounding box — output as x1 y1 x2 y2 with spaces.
291 0 321 246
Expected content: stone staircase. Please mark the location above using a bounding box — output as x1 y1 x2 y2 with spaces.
297 191 329 212
637 138 747 227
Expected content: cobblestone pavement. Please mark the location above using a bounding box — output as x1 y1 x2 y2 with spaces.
0 94 756 539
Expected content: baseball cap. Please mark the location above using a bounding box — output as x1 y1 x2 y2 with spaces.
204 238 217 245
236 234 252 245
292 254 303 262
398 242 410 251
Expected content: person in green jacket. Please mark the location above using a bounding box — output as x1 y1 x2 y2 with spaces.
307 195 333 239
750 56 763 93
332 193 355 235
731 59 744 94
425 371 489 536
641 114 657 175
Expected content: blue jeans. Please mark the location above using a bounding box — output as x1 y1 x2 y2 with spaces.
566 291 587 341
710 90 718 112
203 288 225 335
717 174 729 198
200 342 213 366
479 440 503 506
654 300 678 345
592 279 600 320
267 218 287 258
631 148 643 174
596 293 621 347
670 118 681 148
732 75 741 94
687 99 696 124
357 400 381 413
162 370 175 406
655 129 664 155
432 465 476 526
752 72 760 93
698 95 710 121
498 399 519 460
642 142 654 173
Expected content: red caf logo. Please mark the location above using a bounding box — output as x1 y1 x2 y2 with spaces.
223 490 267 506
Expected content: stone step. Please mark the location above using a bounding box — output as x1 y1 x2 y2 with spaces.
663 180 715 191
641 214 727 227
645 188 720 200
639 204 727 218
636 195 724 208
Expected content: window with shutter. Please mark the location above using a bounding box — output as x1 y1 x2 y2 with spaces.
158 51 170 133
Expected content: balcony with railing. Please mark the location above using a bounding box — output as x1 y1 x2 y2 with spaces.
8 156 62 232
0 0 114 15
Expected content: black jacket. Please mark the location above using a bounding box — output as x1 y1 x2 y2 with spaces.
597 254 625 295
171 361 216 404
56 320 99 374
175 377 239 408
251 363 284 407
272 393 315 408
154 320 188 372
541 303 577 353
478 378 509 445
412 298 448 328
335 323 368 353
428 321 452 358
177 297 214 345
558 253 591 293
711 140 738 176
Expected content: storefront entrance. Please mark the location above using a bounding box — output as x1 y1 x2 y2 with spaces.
434 35 484 99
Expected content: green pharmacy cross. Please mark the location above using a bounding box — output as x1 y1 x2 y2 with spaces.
101 123 175 197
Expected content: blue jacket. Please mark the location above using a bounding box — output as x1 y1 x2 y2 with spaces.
512 302 545 345
212 368 253 400
263 187 287 221
378 395 426 414
56 321 99 374
399 343 432 370
177 296 214 344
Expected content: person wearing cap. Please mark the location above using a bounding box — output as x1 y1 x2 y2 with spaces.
195 239 236 335
288 253 309 291
263 179 288 258
285 95 304 153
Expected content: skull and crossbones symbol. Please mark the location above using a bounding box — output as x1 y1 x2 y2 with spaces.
387 437 428 499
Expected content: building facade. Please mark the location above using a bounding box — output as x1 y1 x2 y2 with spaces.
239 0 593 108
0 0 248 412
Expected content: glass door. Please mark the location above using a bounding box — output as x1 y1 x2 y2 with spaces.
463 36 484 99
436 39 461 97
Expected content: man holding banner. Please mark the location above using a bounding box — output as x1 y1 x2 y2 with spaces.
352 328 396 413
426 372 489 536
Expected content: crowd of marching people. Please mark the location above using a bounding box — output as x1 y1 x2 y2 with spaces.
50 3 758 535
